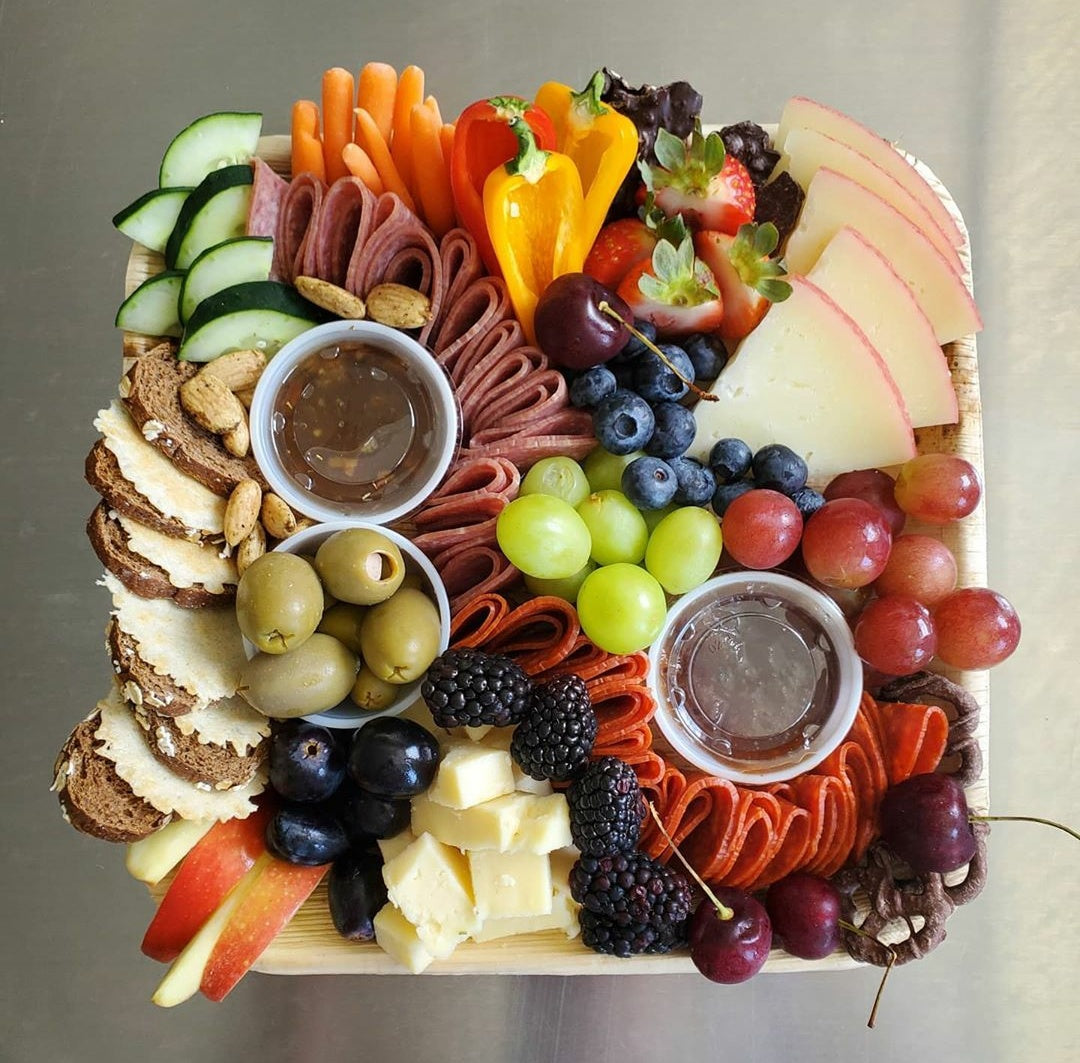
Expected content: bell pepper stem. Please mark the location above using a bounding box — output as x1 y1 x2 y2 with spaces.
570 70 610 120
504 117 550 183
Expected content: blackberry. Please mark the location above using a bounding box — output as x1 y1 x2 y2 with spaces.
510 675 597 782
570 852 692 928
421 648 532 729
567 756 645 856
719 121 781 188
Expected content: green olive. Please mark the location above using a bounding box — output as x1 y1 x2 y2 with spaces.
235 552 324 655
399 567 426 592
349 666 400 712
240 634 358 718
315 529 406 606
359 588 442 684
299 553 337 609
317 602 368 655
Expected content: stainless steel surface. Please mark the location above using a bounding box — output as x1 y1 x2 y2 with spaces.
3 1 1078 1060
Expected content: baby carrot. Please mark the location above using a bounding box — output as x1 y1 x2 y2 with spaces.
391 65 425 197
439 123 456 169
410 103 455 237
342 142 385 195
290 100 326 181
423 94 443 126
321 67 355 183
356 62 397 144
354 107 417 212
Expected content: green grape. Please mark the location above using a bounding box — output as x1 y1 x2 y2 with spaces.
583 447 644 493
524 560 597 604
642 503 678 533
520 456 591 508
577 563 668 655
576 490 648 565
645 507 724 594
496 494 592 579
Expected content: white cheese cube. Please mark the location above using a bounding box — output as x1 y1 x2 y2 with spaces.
472 848 581 942
411 791 530 852
377 829 416 864
373 904 435 973
468 850 552 920
512 762 554 796
464 725 493 742
514 793 573 854
428 741 516 810
479 725 515 752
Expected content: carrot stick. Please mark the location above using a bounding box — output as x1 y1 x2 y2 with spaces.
391 65 425 197
439 123 456 168
354 107 417 212
356 62 397 143
341 142 385 195
423 94 443 126
321 67 355 183
410 103 455 237
290 100 326 181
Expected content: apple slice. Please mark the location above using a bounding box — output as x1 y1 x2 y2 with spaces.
775 96 965 250
807 228 958 429
199 857 328 1002
141 805 271 962
784 169 982 344
782 127 961 272
692 276 916 482
126 818 214 886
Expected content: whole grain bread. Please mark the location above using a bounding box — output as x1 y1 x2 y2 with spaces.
106 617 199 716
122 343 266 497
52 710 170 843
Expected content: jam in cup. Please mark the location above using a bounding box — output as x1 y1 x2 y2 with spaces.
647 571 862 785
250 320 458 525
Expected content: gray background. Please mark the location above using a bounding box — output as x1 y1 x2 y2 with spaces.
2 2 1078 1061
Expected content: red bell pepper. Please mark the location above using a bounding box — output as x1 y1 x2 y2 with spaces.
450 96 557 275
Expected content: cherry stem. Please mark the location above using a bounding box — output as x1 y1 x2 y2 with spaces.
597 301 720 403
970 814 1080 843
838 919 896 1030
646 801 734 920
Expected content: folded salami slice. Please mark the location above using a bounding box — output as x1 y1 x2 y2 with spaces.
413 456 520 532
456 346 547 430
421 228 487 347
431 277 513 374
247 159 289 276
314 177 378 288
276 173 324 283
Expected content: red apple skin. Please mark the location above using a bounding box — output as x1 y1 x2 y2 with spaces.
688 889 772 984
141 806 271 963
199 857 328 1002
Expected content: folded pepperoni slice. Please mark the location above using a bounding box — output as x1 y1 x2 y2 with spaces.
750 802 812 891
872 699 950 785
722 794 780 890
449 592 511 649
481 596 580 675
682 777 742 881
439 547 520 611
592 687 656 750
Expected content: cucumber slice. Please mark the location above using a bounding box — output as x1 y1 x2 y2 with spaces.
115 271 185 338
159 112 263 189
179 237 275 324
178 281 329 363
165 165 253 271
112 188 193 254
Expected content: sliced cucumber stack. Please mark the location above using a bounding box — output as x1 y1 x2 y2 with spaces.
165 165 254 271
112 188 193 254
179 237 275 324
178 281 329 363
159 112 263 189
115 271 185 338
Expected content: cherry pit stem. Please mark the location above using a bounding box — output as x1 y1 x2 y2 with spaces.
646 801 733 920
970 814 1080 843
597 301 720 403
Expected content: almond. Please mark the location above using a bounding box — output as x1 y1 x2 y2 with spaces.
199 349 266 393
295 276 367 320
365 283 432 329
236 521 266 577
291 517 317 537
179 373 244 434
224 479 262 547
222 417 250 458
234 385 256 409
260 493 298 540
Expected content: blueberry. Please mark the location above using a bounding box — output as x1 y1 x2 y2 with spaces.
668 456 717 506
266 805 350 866
633 345 694 403
683 333 728 381
269 721 346 803
752 443 808 496
337 783 412 843
610 320 658 364
592 389 656 455
711 479 754 516
348 717 441 798
622 456 678 510
790 485 826 520
329 849 388 942
644 401 697 459
569 365 618 408
708 438 753 484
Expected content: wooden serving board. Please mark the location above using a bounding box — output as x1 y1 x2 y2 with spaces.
128 136 988 976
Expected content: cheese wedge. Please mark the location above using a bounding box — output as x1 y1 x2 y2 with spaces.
784 169 981 344
807 228 958 428
692 276 916 481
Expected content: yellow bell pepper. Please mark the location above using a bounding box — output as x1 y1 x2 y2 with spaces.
534 70 640 249
483 117 588 345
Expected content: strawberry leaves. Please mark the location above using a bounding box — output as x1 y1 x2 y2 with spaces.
637 234 719 307
643 121 728 196
730 222 792 303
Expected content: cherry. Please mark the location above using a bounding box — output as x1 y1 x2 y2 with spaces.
880 773 977 872
687 889 772 984
534 274 630 370
764 873 841 960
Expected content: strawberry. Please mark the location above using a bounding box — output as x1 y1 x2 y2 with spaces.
643 123 755 234
694 222 792 342
616 234 724 336
584 218 656 290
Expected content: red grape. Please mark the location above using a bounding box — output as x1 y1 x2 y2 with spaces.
933 587 1021 669
720 489 802 570
854 595 937 675
823 468 906 537
801 498 893 589
893 453 982 524
873 534 958 605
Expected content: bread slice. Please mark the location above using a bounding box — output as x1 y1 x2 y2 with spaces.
107 616 199 717
122 343 266 497
52 709 170 843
